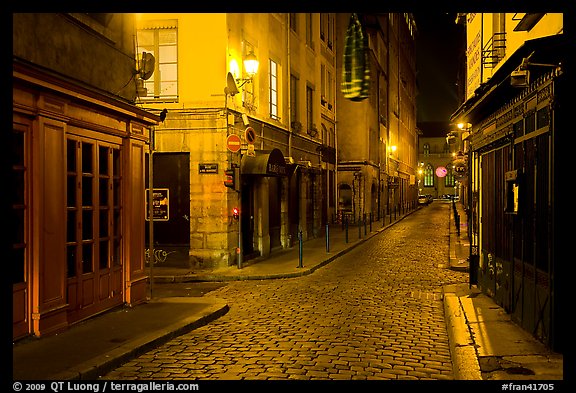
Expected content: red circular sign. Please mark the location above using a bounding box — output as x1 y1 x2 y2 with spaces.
226 134 242 153
244 127 256 144
436 166 447 178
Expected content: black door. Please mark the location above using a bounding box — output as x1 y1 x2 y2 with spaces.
241 179 256 259
145 153 190 267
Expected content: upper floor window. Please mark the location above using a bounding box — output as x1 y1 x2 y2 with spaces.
320 64 334 111
289 13 297 32
306 85 314 133
423 143 430 156
269 59 279 120
306 13 314 50
320 13 334 50
136 23 178 101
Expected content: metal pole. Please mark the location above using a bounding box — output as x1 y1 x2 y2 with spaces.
238 173 243 269
345 219 349 243
369 212 372 232
148 128 155 300
325 224 330 253
298 230 303 268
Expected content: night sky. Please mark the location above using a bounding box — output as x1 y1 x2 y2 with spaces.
414 12 464 124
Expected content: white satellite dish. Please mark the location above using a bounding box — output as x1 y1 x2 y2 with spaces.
224 72 240 96
138 52 155 81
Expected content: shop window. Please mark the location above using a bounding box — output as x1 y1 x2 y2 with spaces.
513 120 524 138
10 124 27 285
67 138 122 278
504 169 520 214
525 110 536 134
536 106 549 129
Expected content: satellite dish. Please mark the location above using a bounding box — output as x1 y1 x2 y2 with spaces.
138 52 155 81
224 72 239 96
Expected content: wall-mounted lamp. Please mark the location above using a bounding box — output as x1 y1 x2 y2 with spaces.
236 52 259 89
225 52 259 96
243 51 259 79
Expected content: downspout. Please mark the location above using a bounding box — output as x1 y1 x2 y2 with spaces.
286 13 292 158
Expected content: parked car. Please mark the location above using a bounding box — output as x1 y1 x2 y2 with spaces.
418 195 430 205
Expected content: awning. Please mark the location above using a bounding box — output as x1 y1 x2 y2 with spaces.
241 148 288 177
450 34 566 123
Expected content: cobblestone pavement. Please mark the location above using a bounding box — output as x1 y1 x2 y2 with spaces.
102 202 467 380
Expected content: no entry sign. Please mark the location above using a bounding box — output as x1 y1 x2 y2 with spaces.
226 134 242 153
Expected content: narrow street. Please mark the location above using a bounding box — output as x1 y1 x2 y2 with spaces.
102 202 467 380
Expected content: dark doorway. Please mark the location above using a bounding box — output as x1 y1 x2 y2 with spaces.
269 177 282 249
145 152 191 267
241 179 257 259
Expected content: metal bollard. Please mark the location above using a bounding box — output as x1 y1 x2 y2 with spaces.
345 220 349 243
326 224 330 253
455 213 460 236
298 230 303 268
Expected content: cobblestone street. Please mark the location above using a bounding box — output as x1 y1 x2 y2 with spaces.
102 202 467 380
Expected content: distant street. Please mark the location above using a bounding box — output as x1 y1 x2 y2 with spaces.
102 202 467 380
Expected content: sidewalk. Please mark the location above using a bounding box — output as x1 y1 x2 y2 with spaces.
12 204 563 381
444 201 563 381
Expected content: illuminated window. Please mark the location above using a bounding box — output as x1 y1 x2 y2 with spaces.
444 166 455 187
424 163 434 187
269 59 279 120
423 143 430 156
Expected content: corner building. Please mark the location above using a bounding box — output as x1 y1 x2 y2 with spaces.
135 14 337 268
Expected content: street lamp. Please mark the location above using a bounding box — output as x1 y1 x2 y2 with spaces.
236 51 259 89
243 51 259 77
224 50 259 269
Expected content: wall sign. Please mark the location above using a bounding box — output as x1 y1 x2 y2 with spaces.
199 163 218 174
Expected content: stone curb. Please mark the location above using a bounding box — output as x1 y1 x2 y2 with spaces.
443 292 482 380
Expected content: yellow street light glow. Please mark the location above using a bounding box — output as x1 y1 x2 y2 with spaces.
244 52 259 77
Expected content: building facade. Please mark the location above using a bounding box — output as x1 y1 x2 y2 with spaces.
416 121 467 199
12 13 160 340
336 13 419 224
451 13 565 351
135 13 337 269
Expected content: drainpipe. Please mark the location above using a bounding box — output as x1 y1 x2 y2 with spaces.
286 13 292 159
